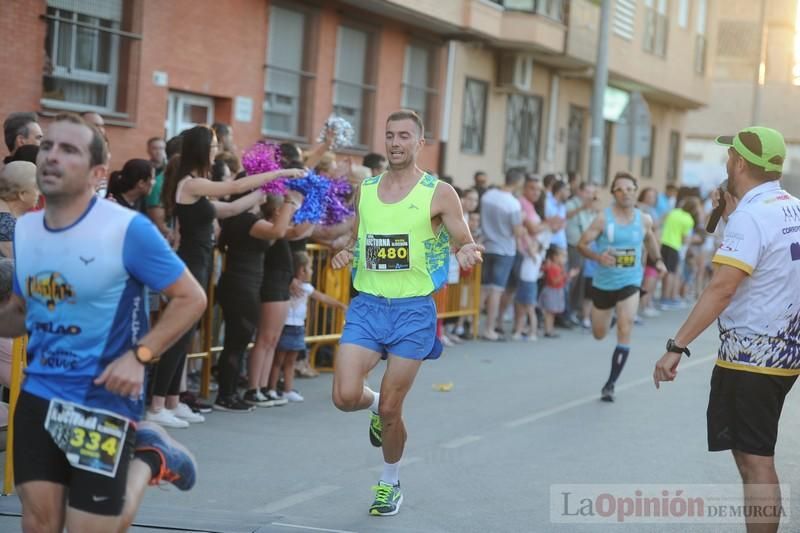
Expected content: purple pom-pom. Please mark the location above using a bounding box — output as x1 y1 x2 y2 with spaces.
242 141 282 176
261 180 287 196
320 178 354 225
327 178 352 198
322 194 354 225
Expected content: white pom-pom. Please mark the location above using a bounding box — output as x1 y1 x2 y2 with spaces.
318 114 355 150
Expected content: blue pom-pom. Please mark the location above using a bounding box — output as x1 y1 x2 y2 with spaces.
286 171 332 224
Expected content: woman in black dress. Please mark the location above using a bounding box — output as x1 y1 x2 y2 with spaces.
214 189 303 411
148 125 303 428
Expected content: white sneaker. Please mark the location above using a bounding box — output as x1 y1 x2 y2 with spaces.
439 335 454 347
581 318 591 329
145 408 189 429
527 335 538 342
642 307 661 318
265 390 289 406
171 402 205 423
480 330 500 341
511 332 524 341
446 333 463 344
283 390 304 402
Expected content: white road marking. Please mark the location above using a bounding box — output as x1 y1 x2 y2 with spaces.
440 435 483 449
504 354 716 428
270 522 358 533
251 485 341 514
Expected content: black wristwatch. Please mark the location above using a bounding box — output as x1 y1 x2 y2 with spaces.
666 338 691 357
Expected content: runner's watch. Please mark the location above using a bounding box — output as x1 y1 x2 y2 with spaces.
133 344 156 364
666 339 691 357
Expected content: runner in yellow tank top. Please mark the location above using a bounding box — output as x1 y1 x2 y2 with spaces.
330 110 483 517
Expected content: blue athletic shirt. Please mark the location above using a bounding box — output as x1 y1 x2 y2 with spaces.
592 207 644 291
12 197 185 421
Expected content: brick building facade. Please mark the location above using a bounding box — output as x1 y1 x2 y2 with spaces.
1 0 719 191
0 0 445 171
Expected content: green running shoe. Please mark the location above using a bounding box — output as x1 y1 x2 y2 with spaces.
369 411 382 447
369 481 403 516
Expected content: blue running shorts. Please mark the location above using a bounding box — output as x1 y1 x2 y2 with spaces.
340 293 442 360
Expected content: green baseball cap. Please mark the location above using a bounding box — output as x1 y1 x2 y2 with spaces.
715 126 786 173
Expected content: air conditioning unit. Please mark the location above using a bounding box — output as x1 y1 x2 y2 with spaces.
496 52 534 92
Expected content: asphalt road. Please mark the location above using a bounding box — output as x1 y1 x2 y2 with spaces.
1 309 798 533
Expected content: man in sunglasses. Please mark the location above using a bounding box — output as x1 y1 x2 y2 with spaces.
578 171 665 401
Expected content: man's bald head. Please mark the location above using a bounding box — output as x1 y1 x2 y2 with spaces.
0 161 37 200
2 160 36 180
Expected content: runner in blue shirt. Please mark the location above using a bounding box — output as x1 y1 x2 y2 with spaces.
578 172 666 401
0 113 207 532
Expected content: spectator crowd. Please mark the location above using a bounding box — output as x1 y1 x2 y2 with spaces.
0 109 716 432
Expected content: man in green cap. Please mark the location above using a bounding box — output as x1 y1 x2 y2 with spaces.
654 126 797 533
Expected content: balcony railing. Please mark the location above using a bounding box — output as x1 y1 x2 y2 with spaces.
488 0 567 23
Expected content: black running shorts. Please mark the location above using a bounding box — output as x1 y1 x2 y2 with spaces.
661 244 680 274
13 391 136 516
707 365 797 457
590 284 640 311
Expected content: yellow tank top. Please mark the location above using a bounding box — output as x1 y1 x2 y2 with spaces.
353 172 450 298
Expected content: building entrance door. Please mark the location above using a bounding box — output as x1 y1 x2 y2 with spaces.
166 92 214 139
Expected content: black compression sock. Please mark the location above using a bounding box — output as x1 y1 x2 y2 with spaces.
607 344 630 385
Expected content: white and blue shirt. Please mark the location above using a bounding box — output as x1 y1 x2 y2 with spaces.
13 198 185 420
712 181 800 375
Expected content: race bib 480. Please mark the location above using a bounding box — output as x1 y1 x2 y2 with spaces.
365 234 410 271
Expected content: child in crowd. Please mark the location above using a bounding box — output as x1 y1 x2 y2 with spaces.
267 251 347 402
512 235 543 341
539 246 578 338
460 188 479 217
454 207 483 339
467 212 482 244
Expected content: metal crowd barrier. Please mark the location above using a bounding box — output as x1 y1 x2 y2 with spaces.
303 244 350 370
3 336 28 496
186 244 481 394
433 262 482 338
183 245 354 393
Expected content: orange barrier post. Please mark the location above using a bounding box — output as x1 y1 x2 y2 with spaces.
3 336 28 496
305 244 351 372
433 264 482 339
